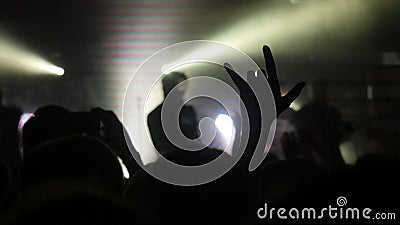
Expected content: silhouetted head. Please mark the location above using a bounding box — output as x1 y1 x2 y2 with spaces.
22 105 79 154
161 72 187 98
20 135 124 195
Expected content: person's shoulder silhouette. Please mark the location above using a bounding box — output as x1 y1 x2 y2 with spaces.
147 72 198 156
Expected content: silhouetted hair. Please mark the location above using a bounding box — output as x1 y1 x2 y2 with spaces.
161 72 187 96
22 105 78 154
20 135 124 195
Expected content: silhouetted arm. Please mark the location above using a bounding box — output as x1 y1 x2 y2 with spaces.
224 45 305 170
91 107 142 175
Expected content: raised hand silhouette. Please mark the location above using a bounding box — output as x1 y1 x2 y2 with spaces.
224 45 305 171
225 45 305 116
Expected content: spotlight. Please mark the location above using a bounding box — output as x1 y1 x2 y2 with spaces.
34 63 65 76
0 33 65 76
215 114 234 141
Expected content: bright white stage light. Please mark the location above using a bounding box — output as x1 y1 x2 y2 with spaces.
0 33 65 76
34 62 65 76
215 114 234 141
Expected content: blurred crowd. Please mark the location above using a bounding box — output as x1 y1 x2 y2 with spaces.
0 46 399 225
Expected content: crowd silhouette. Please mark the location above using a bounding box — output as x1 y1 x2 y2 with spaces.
147 72 199 158
0 45 399 225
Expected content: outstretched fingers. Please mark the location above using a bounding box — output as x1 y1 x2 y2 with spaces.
282 82 306 109
224 63 241 88
226 45 305 115
224 63 252 94
263 45 280 98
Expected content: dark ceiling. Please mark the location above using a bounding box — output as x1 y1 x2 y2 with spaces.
0 0 399 118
